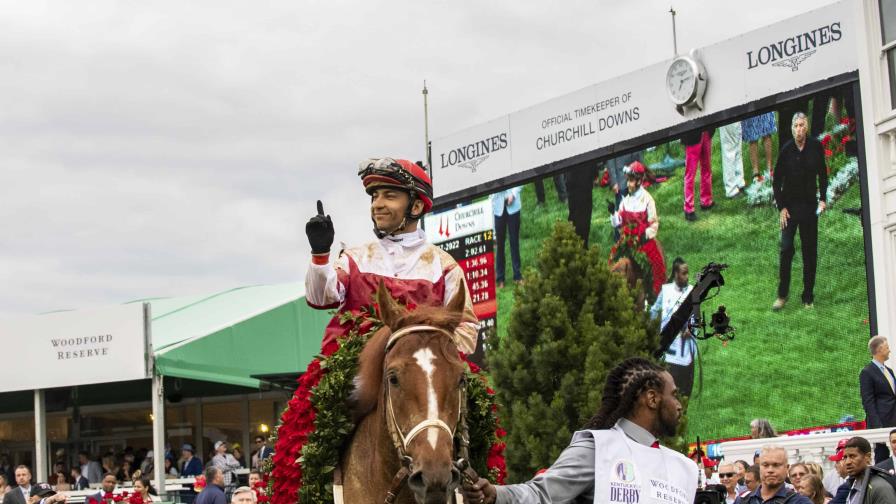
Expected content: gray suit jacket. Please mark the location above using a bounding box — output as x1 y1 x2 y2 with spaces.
5 486 30 504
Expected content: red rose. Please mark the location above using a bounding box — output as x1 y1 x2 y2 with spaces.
824 149 833 157
821 134 832 147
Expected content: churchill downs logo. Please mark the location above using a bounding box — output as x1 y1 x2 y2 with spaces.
439 133 508 172
747 21 841 72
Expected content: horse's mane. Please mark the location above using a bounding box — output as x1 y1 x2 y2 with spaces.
350 304 463 422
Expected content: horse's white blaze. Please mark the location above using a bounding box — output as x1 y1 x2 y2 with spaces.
413 348 439 449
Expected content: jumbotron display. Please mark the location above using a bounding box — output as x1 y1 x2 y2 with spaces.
487 98 870 441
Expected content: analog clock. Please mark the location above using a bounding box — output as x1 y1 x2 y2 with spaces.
665 51 707 114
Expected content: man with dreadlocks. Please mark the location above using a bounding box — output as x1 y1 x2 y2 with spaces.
462 358 698 503
269 158 478 504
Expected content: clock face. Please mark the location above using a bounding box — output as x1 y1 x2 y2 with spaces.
666 57 697 105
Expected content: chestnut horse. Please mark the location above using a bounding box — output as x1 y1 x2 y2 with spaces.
610 256 647 308
341 283 469 503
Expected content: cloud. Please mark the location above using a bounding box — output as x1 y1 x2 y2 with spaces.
0 0 831 316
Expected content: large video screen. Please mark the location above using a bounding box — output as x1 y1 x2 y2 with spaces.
488 89 870 440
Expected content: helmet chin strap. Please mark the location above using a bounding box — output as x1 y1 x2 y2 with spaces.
371 197 420 239
372 216 408 239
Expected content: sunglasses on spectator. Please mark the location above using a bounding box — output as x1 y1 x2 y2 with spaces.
719 473 735 478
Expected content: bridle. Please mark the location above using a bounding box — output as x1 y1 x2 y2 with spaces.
380 325 475 503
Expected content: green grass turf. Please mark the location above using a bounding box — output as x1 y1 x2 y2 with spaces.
493 130 870 440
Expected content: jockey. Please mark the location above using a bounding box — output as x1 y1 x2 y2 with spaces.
609 160 667 297
271 158 479 504
304 157 478 353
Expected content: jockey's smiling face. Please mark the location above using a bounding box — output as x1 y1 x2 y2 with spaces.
370 188 424 233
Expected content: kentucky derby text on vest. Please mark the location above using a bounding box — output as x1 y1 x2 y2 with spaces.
746 22 842 69
51 334 113 360
439 133 508 169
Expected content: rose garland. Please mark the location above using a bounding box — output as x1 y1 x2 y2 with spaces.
609 221 656 298
264 308 506 503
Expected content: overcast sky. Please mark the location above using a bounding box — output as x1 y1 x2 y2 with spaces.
0 0 834 316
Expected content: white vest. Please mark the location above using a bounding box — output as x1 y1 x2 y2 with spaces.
586 426 698 504
659 283 696 367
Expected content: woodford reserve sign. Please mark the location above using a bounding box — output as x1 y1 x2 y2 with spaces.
0 303 148 393
430 0 856 203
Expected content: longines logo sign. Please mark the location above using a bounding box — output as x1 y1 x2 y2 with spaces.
746 21 842 72
439 133 508 173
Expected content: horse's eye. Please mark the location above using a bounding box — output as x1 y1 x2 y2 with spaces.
388 374 399 387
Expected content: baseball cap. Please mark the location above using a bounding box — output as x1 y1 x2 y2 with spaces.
31 483 56 498
829 438 850 461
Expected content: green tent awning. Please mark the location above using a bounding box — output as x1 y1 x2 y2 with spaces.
133 283 331 388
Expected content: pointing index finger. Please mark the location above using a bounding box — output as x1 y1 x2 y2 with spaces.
316 200 324 216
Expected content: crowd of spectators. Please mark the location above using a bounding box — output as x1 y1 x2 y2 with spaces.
0 435 274 498
686 430 896 504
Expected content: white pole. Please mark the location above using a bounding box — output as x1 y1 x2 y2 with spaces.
670 7 678 57
423 80 431 176
147 302 166 495
152 372 166 494
33 389 47 482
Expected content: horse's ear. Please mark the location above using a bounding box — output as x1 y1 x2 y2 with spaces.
375 280 406 327
445 283 467 317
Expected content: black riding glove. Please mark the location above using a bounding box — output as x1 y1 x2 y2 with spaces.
606 199 616 214
306 200 334 254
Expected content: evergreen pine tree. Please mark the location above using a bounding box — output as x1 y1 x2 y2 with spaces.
490 221 665 481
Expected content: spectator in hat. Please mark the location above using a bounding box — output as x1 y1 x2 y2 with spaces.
825 439 850 495
874 428 896 474
180 444 203 477
689 451 719 485
703 456 719 485
211 442 240 489
28 483 67 504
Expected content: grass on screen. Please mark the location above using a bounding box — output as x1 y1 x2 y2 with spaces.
493 131 870 440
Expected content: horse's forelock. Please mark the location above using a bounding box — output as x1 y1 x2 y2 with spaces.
350 325 391 421
394 304 463 334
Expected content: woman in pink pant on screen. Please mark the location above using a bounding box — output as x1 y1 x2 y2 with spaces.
681 129 715 222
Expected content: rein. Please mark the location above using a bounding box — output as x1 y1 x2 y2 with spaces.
380 324 474 503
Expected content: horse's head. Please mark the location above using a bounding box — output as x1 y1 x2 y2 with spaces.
353 282 468 503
